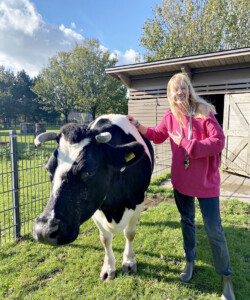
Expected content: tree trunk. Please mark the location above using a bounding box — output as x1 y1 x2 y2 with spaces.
64 112 69 123
91 107 96 120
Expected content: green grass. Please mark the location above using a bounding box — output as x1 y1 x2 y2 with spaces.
0 139 249 299
147 171 174 198
0 136 56 243
0 199 249 300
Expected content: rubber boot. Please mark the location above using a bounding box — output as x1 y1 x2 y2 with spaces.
221 275 235 300
180 261 194 283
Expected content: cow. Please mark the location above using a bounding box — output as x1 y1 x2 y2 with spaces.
33 114 154 281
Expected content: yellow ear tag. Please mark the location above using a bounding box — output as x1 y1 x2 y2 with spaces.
124 152 135 162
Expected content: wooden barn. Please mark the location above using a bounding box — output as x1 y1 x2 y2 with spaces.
106 48 250 177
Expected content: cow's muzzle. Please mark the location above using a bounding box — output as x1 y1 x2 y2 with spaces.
33 216 60 246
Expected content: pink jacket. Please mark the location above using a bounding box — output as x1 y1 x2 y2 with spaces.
144 109 225 198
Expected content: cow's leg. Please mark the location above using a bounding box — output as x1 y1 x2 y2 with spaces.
122 203 144 273
92 213 116 281
99 229 116 281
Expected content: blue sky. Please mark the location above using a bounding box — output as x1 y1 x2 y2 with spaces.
0 0 160 77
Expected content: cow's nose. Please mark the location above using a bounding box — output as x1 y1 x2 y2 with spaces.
33 216 60 246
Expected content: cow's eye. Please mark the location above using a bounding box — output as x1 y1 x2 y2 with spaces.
81 171 95 180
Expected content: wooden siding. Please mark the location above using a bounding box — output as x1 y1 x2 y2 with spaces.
128 97 172 176
130 65 250 95
122 52 250 177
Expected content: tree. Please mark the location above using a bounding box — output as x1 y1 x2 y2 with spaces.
32 52 75 122
0 66 17 127
140 0 249 61
14 70 40 123
70 40 127 119
32 39 127 121
0 66 60 125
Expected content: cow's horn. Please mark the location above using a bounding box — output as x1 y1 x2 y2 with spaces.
34 132 58 147
95 132 112 143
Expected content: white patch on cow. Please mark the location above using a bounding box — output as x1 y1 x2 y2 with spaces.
50 210 55 219
92 203 144 235
33 208 56 241
90 114 152 163
52 135 90 198
92 202 144 280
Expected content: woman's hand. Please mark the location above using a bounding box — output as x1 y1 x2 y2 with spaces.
126 115 137 126
168 130 183 146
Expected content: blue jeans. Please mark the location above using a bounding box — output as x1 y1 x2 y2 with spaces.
174 189 233 276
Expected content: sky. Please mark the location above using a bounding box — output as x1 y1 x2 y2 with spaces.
0 0 160 77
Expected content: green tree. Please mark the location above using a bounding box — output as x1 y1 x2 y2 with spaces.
14 70 40 123
0 66 17 127
140 0 249 61
32 51 74 122
0 66 59 126
70 40 127 119
32 39 127 121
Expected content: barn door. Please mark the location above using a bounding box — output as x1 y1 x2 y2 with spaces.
222 93 250 177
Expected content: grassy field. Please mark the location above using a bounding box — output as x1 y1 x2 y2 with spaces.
0 135 56 243
0 133 249 299
0 198 249 300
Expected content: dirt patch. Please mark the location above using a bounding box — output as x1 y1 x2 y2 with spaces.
144 196 175 208
221 183 250 195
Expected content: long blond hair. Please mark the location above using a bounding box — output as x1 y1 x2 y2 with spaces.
167 73 216 127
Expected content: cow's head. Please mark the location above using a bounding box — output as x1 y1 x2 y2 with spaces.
33 123 144 246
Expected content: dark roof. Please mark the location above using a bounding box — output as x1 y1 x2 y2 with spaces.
106 48 250 87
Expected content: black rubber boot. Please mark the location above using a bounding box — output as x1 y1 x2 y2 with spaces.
180 261 194 283
221 275 235 300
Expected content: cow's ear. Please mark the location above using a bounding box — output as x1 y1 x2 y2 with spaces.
103 141 145 169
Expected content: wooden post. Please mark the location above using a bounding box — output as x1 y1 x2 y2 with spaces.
181 65 192 80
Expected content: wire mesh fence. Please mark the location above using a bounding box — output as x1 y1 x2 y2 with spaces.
152 142 171 176
0 129 171 245
0 127 249 245
0 131 56 245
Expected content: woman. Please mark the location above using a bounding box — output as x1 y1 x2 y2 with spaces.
127 73 235 300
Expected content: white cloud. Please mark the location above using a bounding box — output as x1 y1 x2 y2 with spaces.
100 44 109 53
0 0 139 77
0 0 41 36
59 24 83 41
110 49 140 66
0 0 84 77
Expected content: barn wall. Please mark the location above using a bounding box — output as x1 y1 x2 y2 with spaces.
128 62 250 177
130 63 250 94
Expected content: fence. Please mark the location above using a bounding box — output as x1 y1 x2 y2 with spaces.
1 128 249 245
0 131 56 245
0 128 171 245
0 122 64 133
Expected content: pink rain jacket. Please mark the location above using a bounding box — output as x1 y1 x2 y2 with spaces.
144 109 225 198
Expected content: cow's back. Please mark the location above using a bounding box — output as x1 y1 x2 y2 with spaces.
90 114 153 224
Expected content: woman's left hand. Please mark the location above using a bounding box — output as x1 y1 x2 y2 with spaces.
168 130 183 146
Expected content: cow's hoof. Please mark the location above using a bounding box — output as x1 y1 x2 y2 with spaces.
122 261 137 273
100 270 116 281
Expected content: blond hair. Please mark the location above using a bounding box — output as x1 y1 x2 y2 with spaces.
167 73 216 127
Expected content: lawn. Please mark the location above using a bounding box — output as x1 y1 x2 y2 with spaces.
0 198 249 300
0 133 249 299
0 135 56 243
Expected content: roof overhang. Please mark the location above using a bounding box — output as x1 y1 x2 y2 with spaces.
106 48 250 88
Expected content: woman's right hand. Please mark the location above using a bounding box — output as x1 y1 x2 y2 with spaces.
126 115 137 126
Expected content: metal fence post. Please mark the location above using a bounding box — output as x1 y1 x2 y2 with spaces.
10 130 21 239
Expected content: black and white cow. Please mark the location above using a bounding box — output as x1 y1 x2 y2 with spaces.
33 114 154 280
